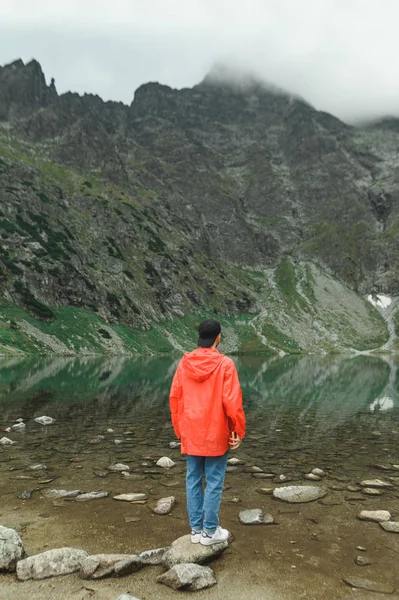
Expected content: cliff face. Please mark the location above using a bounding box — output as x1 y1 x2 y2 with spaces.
0 59 398 354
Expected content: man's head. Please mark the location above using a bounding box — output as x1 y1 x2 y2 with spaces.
198 319 222 348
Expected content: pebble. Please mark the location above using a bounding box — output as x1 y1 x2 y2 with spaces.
311 468 326 477
169 441 181 449
34 416 55 425
252 473 274 479
11 423 26 432
356 546 366 551
239 509 275 525
156 457 176 469
106 428 114 433
41 489 81 499
360 479 393 488
115 595 141 600
347 485 361 492
125 517 142 523
18 491 32 500
227 458 245 465
151 496 175 515
76 492 109 502
114 439 123 445
362 488 382 496
27 464 47 471
121 472 146 480
305 473 321 481
358 510 391 522
355 555 372 566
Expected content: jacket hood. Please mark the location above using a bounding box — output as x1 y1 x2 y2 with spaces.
181 348 225 383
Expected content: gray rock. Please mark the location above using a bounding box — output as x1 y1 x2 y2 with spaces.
156 457 175 469
227 457 245 465
305 473 321 481
343 577 395 594
12 422 26 432
41 489 81 499
360 479 393 488
34 416 55 425
380 521 399 533
162 535 228 569
0 437 16 446
256 487 274 495
17 548 88 580
80 554 142 579
121 472 145 480
76 492 109 501
113 493 147 503
139 547 168 565
169 441 181 449
358 510 391 522
355 555 372 566
157 563 216 591
115 596 141 600
27 464 47 471
311 468 326 477
239 509 275 525
362 488 382 496
19 490 32 500
273 485 327 503
151 496 175 515
108 463 130 472
0 526 25 572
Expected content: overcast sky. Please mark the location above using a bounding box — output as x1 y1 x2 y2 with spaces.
1 0 398 123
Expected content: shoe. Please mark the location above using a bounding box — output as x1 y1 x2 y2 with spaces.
191 529 202 544
200 526 229 546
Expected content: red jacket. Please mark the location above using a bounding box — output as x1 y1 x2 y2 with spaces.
169 348 246 456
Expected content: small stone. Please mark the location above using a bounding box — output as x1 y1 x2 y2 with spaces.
311 468 326 477
12 423 26 432
276 474 289 482
41 489 81 499
227 457 245 465
115 595 141 600
17 548 88 580
343 577 394 594
124 517 142 523
229 497 241 503
18 490 32 500
89 435 105 444
347 485 361 492
355 555 372 566
114 439 123 445
169 441 180 449
121 472 145 480
4 427 11 433
256 487 274 495
252 473 274 479
106 428 114 433
0 437 16 446
157 563 216 591
0 526 25 571
139 547 168 565
360 479 393 488
76 492 108 501
239 509 275 525
273 486 327 503
27 464 47 471
362 488 382 496
80 554 142 579
34 416 55 425
358 510 391 522
113 494 147 503
108 463 130 472
151 496 175 515
156 457 175 469
250 466 263 473
305 473 321 481
380 521 399 533
356 546 366 551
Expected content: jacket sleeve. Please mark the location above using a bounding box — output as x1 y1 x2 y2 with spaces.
169 363 182 439
222 358 246 439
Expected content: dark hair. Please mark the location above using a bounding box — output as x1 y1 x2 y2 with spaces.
197 319 221 348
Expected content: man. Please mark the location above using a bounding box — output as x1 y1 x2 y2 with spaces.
169 319 246 545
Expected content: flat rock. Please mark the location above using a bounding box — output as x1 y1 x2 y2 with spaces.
151 496 175 515
358 510 391 522
362 488 382 496
139 547 168 565
108 463 130 472
80 554 142 579
252 473 274 479
157 563 216 591
355 555 372 566
343 577 395 594
76 492 109 501
311 468 326 477
156 457 175 469
273 485 327 503
227 457 245 465
380 521 399 533
17 548 88 580
256 487 274 495
27 464 47 471
115 596 141 600
121 472 145 480
113 493 147 502
169 441 181 449
0 526 25 572
12 422 26 431
305 473 321 481
360 479 393 488
239 509 275 525
0 437 16 446
162 535 228 569
34 416 55 425
41 489 81 499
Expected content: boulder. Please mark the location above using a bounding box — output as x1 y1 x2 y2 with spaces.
80 554 142 579
273 485 327 503
157 563 216 591
139 547 168 565
151 496 175 515
162 534 228 569
239 509 275 525
0 526 25 571
380 521 399 533
17 548 88 580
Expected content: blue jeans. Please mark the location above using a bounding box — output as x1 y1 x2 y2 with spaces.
186 452 228 534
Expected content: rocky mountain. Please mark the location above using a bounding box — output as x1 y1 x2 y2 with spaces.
0 58 398 355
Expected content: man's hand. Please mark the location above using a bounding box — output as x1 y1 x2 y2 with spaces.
229 431 241 450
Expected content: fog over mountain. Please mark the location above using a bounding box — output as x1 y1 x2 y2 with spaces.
1 0 399 123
